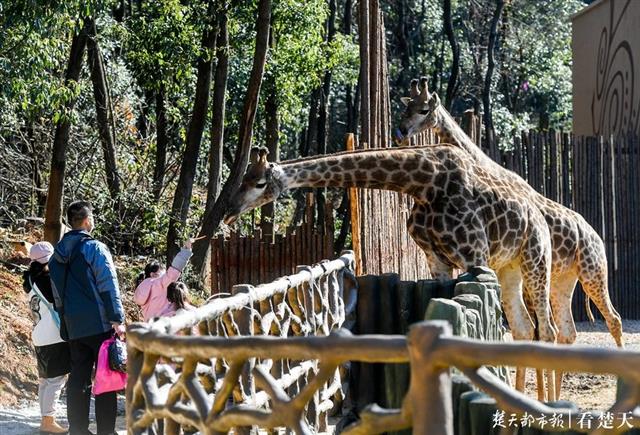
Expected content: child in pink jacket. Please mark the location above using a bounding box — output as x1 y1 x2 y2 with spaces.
134 240 193 322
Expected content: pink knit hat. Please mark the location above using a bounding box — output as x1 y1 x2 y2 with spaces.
29 242 54 264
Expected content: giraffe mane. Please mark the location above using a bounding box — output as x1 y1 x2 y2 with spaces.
282 143 460 165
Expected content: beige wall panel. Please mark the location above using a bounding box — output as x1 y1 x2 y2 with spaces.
572 0 640 136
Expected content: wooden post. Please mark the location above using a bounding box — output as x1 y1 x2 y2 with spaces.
231 284 256 435
125 345 144 434
407 321 453 435
346 133 362 276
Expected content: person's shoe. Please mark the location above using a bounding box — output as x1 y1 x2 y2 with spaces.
39 416 69 434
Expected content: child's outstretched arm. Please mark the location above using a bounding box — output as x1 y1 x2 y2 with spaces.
161 239 194 286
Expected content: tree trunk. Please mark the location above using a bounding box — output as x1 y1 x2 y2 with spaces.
136 90 152 139
315 0 336 233
166 2 218 262
86 18 121 205
333 190 351 255
432 30 445 95
153 86 167 202
260 72 279 239
43 21 89 243
26 124 47 212
305 87 321 157
358 0 370 145
482 0 505 147
343 0 356 134
191 0 272 278
289 86 322 229
206 7 229 212
395 0 411 89
443 0 460 109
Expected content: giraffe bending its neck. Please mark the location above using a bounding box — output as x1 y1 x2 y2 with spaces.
398 77 624 396
226 146 557 366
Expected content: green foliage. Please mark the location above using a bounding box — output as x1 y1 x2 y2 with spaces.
387 0 583 140
1 0 584 258
1 8 74 124
124 0 201 94
497 0 581 132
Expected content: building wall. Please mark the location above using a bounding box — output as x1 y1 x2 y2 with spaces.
572 0 640 136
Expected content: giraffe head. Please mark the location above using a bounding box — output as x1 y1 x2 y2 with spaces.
223 147 285 225
396 77 441 142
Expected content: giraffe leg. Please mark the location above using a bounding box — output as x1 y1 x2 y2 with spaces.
520 255 557 402
425 252 454 281
497 265 535 393
407 207 454 281
550 272 579 399
575 233 624 347
522 288 548 401
578 266 624 348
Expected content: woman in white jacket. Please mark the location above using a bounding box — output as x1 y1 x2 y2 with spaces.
23 242 70 434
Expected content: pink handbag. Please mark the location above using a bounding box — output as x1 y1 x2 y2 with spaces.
93 337 127 395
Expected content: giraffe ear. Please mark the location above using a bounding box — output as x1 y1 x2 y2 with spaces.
429 92 441 110
409 79 420 97
400 97 412 107
419 76 429 99
250 147 261 164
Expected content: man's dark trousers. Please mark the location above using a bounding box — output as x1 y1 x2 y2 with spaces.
67 331 116 435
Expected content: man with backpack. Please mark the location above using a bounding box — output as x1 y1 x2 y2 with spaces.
50 201 125 435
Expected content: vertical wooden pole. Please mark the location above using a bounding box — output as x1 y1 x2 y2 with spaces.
346 133 363 276
231 284 255 435
408 321 453 435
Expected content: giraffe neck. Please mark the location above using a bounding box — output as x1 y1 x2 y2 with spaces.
433 108 494 167
278 148 434 196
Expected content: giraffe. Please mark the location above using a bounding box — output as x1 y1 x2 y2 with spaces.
397 77 624 396
225 146 558 394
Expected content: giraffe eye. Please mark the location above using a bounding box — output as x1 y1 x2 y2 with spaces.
420 109 431 115
255 182 267 189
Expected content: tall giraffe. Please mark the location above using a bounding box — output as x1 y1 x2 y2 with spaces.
397 78 624 394
225 146 557 393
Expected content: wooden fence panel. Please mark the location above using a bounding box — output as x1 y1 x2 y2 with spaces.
210 214 334 294
509 132 640 320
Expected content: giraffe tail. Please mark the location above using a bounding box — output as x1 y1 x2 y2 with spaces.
585 296 595 323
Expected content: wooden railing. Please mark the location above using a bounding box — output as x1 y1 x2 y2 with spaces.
128 321 640 434
126 251 357 434
405 321 640 435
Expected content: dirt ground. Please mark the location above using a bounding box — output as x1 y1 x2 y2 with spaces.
0 266 39 407
509 319 640 410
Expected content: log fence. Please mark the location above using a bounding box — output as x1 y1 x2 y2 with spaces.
128 251 357 434
127 246 640 433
